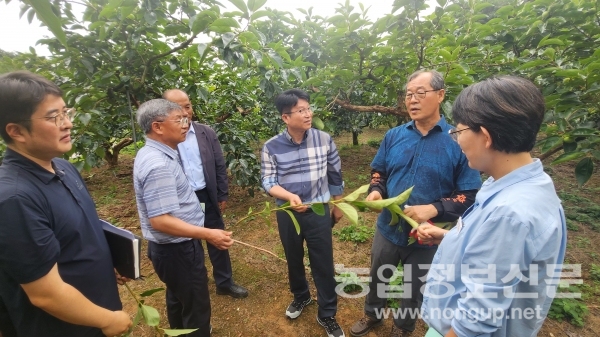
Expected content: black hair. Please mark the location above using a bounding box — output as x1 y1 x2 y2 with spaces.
274 89 310 115
452 76 545 153
0 71 62 143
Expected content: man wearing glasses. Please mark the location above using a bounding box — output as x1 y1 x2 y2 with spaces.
133 99 233 336
261 89 345 337
350 70 482 337
0 71 131 336
163 89 248 299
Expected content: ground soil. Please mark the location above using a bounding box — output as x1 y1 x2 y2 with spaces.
86 128 600 337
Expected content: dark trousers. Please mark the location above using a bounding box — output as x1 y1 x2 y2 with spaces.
364 230 437 332
148 240 211 337
276 205 337 318
195 188 233 288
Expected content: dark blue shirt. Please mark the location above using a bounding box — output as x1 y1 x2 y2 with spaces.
0 149 121 337
371 117 482 247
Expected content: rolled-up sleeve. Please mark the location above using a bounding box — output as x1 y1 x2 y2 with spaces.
260 145 278 194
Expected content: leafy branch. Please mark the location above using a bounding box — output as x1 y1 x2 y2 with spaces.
123 283 198 337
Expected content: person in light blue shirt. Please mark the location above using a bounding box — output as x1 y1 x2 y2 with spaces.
418 76 567 337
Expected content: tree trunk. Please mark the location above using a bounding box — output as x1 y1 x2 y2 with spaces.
103 138 134 167
352 131 359 146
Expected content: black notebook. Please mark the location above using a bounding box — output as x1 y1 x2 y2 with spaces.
100 219 142 279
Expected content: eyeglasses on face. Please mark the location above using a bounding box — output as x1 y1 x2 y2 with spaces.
405 89 441 101
448 127 470 142
21 108 76 127
157 116 190 127
288 107 312 116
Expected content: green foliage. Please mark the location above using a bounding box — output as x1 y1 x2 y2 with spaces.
367 139 381 148
548 296 589 327
386 265 404 309
335 272 364 293
590 264 600 282
6 0 600 185
560 192 600 232
333 224 374 243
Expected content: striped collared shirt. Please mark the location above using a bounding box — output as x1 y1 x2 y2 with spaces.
133 138 204 244
261 128 344 206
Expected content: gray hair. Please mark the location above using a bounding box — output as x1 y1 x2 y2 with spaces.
406 70 445 90
137 99 182 134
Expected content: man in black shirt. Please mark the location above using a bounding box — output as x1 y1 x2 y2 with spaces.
0 71 131 337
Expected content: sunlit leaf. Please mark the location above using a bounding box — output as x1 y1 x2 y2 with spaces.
27 0 68 47
283 210 301 234
248 0 268 12
342 184 370 202
141 304 160 326
335 202 359 225
312 116 325 130
162 328 200 336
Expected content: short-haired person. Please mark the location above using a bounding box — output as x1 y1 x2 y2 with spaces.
418 76 567 336
133 99 233 336
350 70 482 337
0 71 131 337
163 89 248 299
260 89 345 337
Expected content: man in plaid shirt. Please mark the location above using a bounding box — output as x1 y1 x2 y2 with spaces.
261 89 345 337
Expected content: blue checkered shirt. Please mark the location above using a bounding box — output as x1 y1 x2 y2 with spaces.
133 138 204 244
261 128 344 206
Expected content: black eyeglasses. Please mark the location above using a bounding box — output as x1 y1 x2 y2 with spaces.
448 127 470 141
405 89 441 101
21 108 76 127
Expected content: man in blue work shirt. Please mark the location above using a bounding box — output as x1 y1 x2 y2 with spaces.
261 89 345 337
163 89 248 299
350 70 482 337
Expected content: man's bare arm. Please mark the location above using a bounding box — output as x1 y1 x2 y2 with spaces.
21 264 131 337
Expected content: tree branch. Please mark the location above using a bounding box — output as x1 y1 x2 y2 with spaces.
538 145 563 162
139 34 199 85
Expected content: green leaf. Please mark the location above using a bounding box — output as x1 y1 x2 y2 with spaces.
571 128 598 137
78 113 92 125
26 8 35 23
575 157 593 187
141 304 160 326
335 202 359 225
538 38 564 48
221 32 235 47
438 49 452 61
162 329 200 336
517 59 549 70
139 287 165 297
190 11 218 34
99 0 124 18
248 0 268 12
552 151 586 165
283 210 301 234
394 206 420 229
121 6 136 18
227 0 248 14
250 10 271 20
342 184 370 202
209 18 240 33
311 203 326 216
312 116 325 130
389 210 399 225
27 0 68 47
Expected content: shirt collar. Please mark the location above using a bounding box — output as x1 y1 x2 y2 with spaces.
144 138 179 160
476 159 544 205
406 115 447 133
2 148 59 185
283 128 310 144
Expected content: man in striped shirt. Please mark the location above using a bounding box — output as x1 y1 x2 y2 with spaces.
133 99 233 336
261 89 345 337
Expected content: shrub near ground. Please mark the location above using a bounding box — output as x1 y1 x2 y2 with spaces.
86 129 600 336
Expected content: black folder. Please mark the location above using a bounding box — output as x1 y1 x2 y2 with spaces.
100 219 142 279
